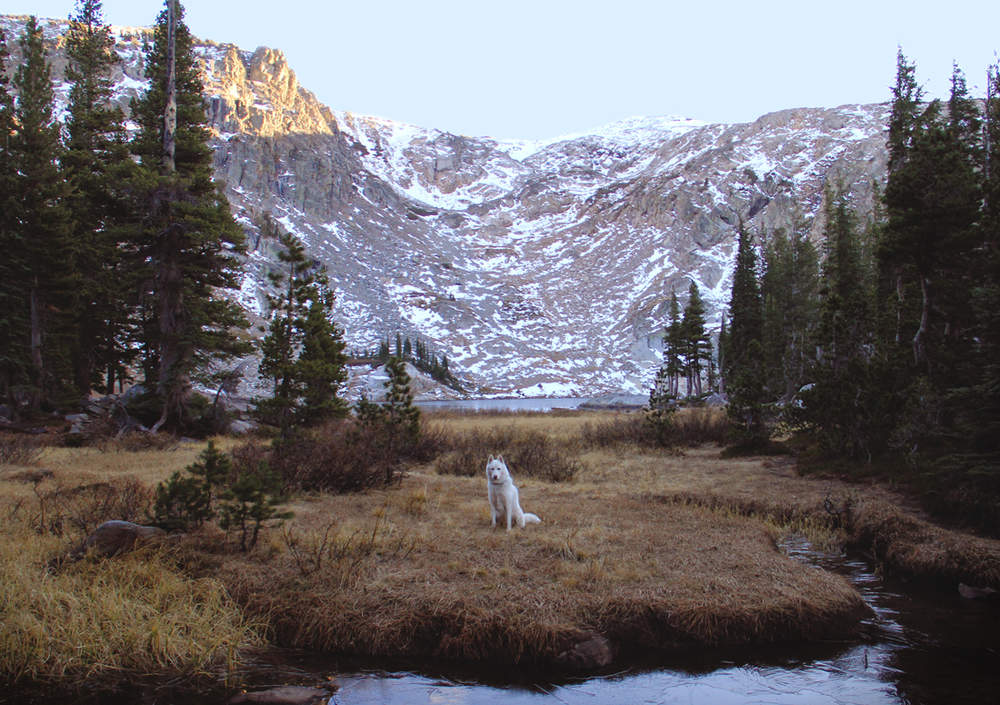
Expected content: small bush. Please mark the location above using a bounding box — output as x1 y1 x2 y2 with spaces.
674 407 730 445
435 426 580 482
0 433 44 466
218 462 291 552
31 479 153 538
580 414 649 448
153 441 231 531
271 420 395 492
580 408 730 449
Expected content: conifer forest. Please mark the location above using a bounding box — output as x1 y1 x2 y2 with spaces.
0 2 998 529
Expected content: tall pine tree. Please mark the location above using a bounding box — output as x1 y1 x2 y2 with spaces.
0 28 25 408
11 17 75 411
129 1 249 431
63 0 137 395
801 188 881 458
256 232 347 433
662 290 683 397
680 281 710 397
724 225 767 445
761 224 820 403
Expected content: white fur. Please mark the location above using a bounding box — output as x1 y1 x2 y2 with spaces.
486 455 541 530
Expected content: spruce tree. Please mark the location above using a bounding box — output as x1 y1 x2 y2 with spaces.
803 189 879 457
256 232 347 433
63 0 137 394
11 17 75 410
382 355 420 445
130 1 249 431
297 296 349 425
724 225 767 445
662 291 683 397
0 28 26 407
761 224 820 403
680 281 710 397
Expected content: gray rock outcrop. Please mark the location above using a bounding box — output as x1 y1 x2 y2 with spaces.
1 14 893 397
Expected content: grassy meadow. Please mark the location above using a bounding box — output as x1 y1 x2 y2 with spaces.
1 408 998 696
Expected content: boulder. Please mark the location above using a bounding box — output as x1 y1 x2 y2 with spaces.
555 633 614 670
228 418 257 435
958 583 998 600
227 686 332 705
77 520 166 558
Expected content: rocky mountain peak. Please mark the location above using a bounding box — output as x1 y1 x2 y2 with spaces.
2 14 891 397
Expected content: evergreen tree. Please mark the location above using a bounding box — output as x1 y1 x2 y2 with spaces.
297 295 349 425
129 1 249 431
680 281 710 396
0 28 26 408
761 224 820 403
662 291 683 397
801 188 879 457
646 361 676 446
63 0 137 395
382 355 420 445
887 49 923 177
943 64 1000 503
11 17 75 410
724 225 767 445
256 232 347 433
879 59 984 461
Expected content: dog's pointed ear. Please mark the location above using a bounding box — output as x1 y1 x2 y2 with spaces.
488 454 495 463
497 454 505 464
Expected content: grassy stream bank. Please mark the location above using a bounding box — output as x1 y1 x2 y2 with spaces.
1 410 998 700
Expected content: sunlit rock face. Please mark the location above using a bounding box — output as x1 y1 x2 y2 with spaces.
3 14 889 396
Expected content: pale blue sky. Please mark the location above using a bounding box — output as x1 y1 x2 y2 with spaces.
5 0 1000 139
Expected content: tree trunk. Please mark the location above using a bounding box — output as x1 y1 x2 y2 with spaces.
151 226 189 433
29 279 43 410
913 275 930 370
162 0 177 173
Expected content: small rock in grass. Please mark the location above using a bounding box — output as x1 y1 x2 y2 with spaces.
555 633 614 670
78 520 166 558
227 685 332 705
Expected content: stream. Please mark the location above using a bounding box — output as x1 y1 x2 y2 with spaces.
322 537 996 705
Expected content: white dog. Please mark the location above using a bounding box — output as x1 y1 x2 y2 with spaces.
486 455 541 531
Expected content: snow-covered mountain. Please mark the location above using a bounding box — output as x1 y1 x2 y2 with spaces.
2 15 890 396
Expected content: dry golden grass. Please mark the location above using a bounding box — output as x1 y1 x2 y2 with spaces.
0 510 261 690
2 412 998 681
214 466 867 667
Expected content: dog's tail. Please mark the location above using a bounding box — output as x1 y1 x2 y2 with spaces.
523 513 541 524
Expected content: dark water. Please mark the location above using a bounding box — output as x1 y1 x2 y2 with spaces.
324 537 997 705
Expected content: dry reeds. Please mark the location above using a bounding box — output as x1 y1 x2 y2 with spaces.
580 408 730 449
434 426 582 482
0 432 44 466
214 482 867 668
846 498 1000 586
2 409 998 685
0 512 261 691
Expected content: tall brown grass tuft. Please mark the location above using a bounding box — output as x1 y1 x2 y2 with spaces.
580 408 730 449
0 512 261 690
0 432 44 466
31 478 153 537
435 426 581 482
845 498 1000 587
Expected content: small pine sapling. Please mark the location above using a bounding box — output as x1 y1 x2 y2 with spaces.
152 440 230 530
217 461 291 552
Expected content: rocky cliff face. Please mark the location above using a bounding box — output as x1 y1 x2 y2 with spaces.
2 15 890 396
